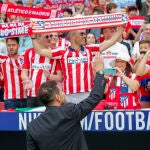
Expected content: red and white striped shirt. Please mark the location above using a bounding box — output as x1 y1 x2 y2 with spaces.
51 45 99 94
57 37 70 48
0 54 26 100
23 48 61 97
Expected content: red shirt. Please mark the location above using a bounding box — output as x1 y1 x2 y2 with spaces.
23 48 61 97
51 45 99 94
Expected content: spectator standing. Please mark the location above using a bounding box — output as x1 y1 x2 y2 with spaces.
0 37 27 110
132 22 150 61
31 27 124 103
89 6 104 43
133 40 150 108
136 0 150 16
21 33 63 107
136 50 150 76
101 27 130 57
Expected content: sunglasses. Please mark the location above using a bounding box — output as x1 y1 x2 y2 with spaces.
80 32 86 36
44 34 58 39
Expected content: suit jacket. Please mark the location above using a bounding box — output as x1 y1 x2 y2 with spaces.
26 73 106 150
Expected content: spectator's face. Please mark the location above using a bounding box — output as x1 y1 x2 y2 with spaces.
128 10 138 16
86 33 96 45
63 12 72 17
74 30 86 46
39 34 51 48
35 3 41 8
49 32 59 46
41 32 59 48
0 13 7 22
115 59 127 72
6 39 19 56
146 81 150 91
84 7 92 16
103 27 116 40
143 24 150 40
139 43 150 52
27 0 34 6
74 3 82 10
109 8 117 14
99 0 106 5
120 8 127 13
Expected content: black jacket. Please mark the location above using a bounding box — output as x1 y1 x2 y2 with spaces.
26 73 106 150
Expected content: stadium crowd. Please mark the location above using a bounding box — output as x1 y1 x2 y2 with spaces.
0 0 150 111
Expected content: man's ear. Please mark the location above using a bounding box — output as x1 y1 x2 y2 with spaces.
55 94 61 103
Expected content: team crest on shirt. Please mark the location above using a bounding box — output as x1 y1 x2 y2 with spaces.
109 88 116 100
32 63 51 70
68 56 88 64
19 57 24 65
120 95 129 107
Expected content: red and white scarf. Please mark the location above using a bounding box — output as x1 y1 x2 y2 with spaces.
31 13 128 34
0 4 63 19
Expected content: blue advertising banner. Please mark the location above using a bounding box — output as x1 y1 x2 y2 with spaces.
0 110 150 131
81 110 150 132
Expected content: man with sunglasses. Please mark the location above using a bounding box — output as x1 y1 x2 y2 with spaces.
31 27 124 103
21 32 63 107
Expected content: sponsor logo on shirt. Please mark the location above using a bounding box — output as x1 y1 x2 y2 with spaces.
32 63 51 70
68 56 88 64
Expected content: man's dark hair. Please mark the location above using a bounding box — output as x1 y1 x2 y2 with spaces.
127 6 138 13
62 8 73 16
139 40 150 46
106 3 118 13
38 80 60 106
93 6 104 14
6 37 19 44
16 0 23 5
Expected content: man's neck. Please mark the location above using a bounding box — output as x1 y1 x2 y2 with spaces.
50 44 57 49
9 54 18 59
47 101 61 107
70 44 81 51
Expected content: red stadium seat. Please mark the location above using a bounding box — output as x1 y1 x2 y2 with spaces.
0 102 4 111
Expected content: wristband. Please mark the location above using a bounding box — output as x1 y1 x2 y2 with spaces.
96 70 104 75
22 78 31 83
31 37 37 39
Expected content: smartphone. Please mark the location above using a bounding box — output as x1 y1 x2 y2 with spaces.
104 68 116 75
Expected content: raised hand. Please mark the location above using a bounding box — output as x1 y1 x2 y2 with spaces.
92 53 104 72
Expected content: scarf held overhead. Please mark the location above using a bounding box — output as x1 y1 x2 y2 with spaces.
31 13 128 34
0 4 63 19
0 21 30 38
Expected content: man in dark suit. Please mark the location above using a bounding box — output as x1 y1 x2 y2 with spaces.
26 53 106 150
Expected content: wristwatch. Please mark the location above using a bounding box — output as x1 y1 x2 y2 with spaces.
31 35 37 39
31 37 37 39
96 70 104 75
